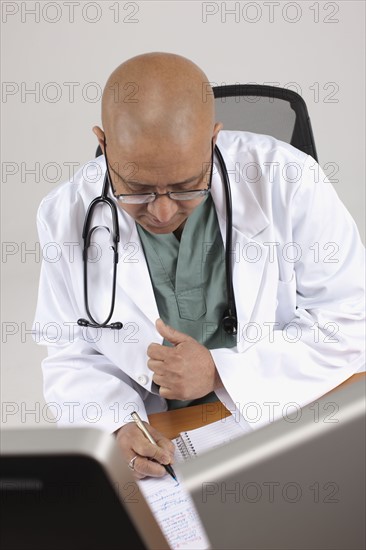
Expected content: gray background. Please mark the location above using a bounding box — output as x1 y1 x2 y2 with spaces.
1 1 365 428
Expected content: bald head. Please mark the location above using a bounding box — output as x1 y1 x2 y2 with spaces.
101 52 216 152
93 53 222 235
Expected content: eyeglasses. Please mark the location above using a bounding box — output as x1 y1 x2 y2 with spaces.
104 141 214 205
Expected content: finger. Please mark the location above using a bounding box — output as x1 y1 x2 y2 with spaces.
151 372 162 385
132 456 168 479
152 373 178 393
151 433 176 461
158 386 175 400
132 436 172 466
116 423 175 474
147 425 175 456
147 358 165 373
147 342 169 360
155 318 191 346
132 470 145 480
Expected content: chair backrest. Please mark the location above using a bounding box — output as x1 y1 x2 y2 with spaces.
213 84 318 161
96 85 318 162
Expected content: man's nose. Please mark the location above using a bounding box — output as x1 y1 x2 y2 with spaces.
147 194 179 222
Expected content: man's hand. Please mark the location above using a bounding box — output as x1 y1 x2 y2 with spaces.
115 422 175 480
147 318 223 400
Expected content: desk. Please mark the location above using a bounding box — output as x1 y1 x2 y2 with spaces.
148 372 365 439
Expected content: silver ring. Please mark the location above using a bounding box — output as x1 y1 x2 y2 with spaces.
128 455 138 470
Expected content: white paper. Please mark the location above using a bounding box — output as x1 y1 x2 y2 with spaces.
138 417 248 549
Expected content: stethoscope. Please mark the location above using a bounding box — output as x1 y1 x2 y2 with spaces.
77 144 238 335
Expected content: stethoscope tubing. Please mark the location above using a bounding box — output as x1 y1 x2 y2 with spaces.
78 145 237 334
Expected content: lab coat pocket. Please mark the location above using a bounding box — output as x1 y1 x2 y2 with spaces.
275 273 297 328
176 287 207 321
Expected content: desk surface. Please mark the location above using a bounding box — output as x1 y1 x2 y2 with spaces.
148 372 365 439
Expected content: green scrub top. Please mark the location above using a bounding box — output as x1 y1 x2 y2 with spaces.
137 194 236 409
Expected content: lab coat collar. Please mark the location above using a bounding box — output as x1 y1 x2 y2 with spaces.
211 151 271 338
210 150 270 239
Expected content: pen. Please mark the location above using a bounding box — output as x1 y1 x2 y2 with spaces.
131 411 178 483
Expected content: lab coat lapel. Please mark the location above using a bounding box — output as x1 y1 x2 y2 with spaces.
211 153 270 346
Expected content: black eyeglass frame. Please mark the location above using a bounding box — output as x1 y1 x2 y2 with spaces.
103 140 214 204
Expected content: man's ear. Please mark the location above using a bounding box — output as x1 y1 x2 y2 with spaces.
212 121 223 145
92 126 106 153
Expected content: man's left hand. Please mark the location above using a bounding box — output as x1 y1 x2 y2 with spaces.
147 319 222 400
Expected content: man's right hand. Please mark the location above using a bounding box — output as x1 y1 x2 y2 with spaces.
115 422 176 480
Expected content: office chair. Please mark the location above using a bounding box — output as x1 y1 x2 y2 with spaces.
96 84 318 161
213 84 318 161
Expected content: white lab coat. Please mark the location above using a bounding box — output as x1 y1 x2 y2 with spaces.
33 131 365 432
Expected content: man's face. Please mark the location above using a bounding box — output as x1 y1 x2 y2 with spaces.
105 139 213 235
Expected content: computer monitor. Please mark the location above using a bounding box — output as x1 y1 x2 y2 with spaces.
179 379 366 550
0 427 169 550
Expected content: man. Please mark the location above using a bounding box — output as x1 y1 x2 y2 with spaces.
34 52 365 480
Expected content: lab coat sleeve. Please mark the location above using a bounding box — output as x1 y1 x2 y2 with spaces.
33 208 149 433
211 155 365 428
